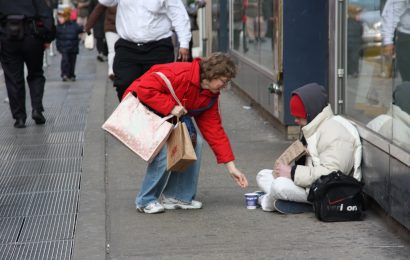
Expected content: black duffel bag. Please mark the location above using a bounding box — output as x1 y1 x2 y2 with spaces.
307 171 364 222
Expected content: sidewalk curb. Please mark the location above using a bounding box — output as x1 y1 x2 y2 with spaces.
73 62 108 259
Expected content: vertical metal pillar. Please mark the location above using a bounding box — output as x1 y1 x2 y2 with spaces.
218 0 229 52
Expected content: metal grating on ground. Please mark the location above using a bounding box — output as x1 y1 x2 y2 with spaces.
59 105 89 116
0 125 55 137
55 113 87 126
52 124 86 133
18 214 76 242
0 136 16 146
46 132 84 144
0 48 94 259
0 175 38 195
28 191 79 216
0 193 33 217
12 240 73 260
44 143 83 159
40 158 82 175
35 173 80 192
0 217 24 243
0 160 43 177
0 244 15 260
6 145 47 161
0 145 12 160
0 126 23 138
13 134 49 146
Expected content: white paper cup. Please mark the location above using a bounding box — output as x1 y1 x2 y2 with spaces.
244 193 258 209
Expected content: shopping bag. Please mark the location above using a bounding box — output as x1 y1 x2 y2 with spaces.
167 121 197 172
102 93 174 163
84 30 94 50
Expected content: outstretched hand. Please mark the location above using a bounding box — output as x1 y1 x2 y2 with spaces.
225 161 248 188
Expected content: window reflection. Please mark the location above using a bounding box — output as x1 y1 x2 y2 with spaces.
232 0 274 70
346 0 410 152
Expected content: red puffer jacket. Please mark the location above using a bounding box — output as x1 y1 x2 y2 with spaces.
124 58 235 164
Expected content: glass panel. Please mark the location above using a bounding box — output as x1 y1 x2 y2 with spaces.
387 1 410 152
346 0 410 153
231 0 274 71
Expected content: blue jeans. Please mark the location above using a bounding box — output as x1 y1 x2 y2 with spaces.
135 134 203 208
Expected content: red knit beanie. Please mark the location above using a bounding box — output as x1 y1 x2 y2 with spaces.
290 95 307 118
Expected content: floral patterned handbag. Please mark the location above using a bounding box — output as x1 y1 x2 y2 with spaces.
102 93 174 163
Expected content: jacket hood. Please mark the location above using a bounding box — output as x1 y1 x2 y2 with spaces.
291 83 328 123
393 82 410 115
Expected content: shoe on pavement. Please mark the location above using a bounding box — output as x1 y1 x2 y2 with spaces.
32 110 46 125
14 118 26 128
258 195 275 212
136 201 165 214
162 197 202 210
273 199 313 214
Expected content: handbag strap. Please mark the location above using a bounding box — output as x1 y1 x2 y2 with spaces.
155 72 183 107
155 71 217 116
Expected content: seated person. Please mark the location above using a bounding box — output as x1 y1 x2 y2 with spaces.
256 83 362 213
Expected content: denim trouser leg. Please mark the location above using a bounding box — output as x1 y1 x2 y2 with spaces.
162 134 203 202
135 144 170 208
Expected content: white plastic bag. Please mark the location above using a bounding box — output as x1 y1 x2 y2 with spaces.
84 30 94 50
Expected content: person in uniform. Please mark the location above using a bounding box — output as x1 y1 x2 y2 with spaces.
0 0 55 128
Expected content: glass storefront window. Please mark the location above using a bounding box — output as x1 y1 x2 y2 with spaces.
231 0 274 71
345 0 410 153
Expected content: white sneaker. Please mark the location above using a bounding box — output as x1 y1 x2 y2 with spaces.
259 195 275 212
162 197 202 210
136 201 165 214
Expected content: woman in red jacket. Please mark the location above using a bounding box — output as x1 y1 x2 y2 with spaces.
124 52 249 214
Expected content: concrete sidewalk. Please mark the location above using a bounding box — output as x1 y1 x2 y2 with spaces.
74 53 410 259
0 46 409 259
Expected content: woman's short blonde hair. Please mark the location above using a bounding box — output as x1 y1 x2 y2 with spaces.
200 52 237 81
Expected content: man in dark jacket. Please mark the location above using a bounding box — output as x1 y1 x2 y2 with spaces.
0 0 55 128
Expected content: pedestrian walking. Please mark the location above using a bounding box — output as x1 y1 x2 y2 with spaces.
123 52 249 214
56 7 84 82
256 83 362 213
99 0 191 101
85 3 118 80
87 0 108 63
184 0 206 61
0 0 55 128
381 0 410 81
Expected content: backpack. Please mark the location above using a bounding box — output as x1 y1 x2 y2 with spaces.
307 171 364 222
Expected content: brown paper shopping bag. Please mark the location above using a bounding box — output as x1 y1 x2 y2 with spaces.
167 122 197 172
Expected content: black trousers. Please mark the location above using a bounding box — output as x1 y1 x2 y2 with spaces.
396 31 410 82
0 35 45 121
96 36 108 56
61 52 77 78
113 37 174 101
